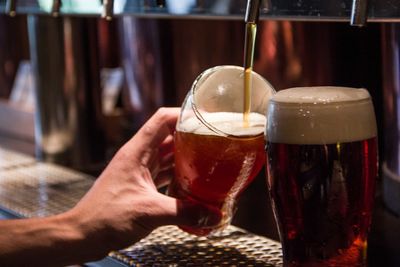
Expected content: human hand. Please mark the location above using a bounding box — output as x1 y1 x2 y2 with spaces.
69 107 221 255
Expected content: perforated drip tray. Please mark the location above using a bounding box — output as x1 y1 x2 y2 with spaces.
0 146 283 266
110 225 283 266
0 152 95 217
0 147 35 170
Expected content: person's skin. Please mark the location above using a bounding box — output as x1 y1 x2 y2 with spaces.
0 107 221 267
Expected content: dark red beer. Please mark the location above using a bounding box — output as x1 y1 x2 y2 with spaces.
265 86 378 266
266 138 377 266
169 112 266 236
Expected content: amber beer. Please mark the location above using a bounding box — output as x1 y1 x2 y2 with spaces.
169 112 266 236
265 87 378 267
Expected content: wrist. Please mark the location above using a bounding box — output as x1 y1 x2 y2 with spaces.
61 208 112 261
67 200 133 255
0 210 109 266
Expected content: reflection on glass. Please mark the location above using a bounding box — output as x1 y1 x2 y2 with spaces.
168 65 275 236
265 87 378 267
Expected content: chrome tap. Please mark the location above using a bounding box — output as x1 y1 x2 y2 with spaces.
5 0 16 17
51 0 61 17
245 0 261 24
351 0 369 26
102 0 114 21
260 0 271 13
156 0 165 8
245 0 271 23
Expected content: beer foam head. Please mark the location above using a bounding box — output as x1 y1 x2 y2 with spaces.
193 65 275 114
272 86 371 103
266 87 377 144
178 112 266 137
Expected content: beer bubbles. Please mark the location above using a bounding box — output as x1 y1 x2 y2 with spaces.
265 86 378 267
267 86 377 145
169 65 275 236
186 65 274 137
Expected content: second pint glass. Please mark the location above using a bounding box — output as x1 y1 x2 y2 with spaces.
168 65 275 236
265 87 378 266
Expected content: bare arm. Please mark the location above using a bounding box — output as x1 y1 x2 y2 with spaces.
0 212 97 267
0 108 221 267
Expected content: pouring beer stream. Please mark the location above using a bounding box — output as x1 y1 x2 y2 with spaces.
243 0 261 127
168 0 275 237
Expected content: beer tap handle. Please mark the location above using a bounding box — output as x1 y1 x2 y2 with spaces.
5 0 16 17
51 0 61 17
102 0 114 21
350 0 369 27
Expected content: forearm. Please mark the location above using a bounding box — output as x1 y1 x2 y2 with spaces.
0 210 108 267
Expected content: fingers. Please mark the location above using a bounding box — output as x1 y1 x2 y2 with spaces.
132 107 180 152
149 194 222 229
158 134 174 158
148 135 174 176
118 107 179 166
143 131 173 175
157 151 174 174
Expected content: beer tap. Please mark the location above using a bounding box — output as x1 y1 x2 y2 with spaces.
350 0 368 26
260 0 271 13
51 0 61 17
156 0 165 8
5 0 16 17
102 0 114 21
245 0 271 23
245 0 261 24
195 0 205 11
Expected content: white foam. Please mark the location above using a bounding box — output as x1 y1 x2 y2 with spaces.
266 87 377 144
193 65 275 114
178 112 266 136
272 86 371 104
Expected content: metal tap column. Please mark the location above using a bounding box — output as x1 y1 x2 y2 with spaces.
28 15 106 173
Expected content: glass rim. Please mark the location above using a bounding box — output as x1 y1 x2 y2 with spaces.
190 65 275 137
269 96 373 107
270 86 371 105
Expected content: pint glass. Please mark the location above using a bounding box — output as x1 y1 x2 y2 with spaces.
265 87 378 266
168 65 275 236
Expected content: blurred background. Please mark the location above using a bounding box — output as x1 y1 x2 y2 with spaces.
1 0 400 265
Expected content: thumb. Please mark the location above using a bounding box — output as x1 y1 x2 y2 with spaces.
151 194 222 229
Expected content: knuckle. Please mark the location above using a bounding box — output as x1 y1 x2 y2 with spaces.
156 107 168 120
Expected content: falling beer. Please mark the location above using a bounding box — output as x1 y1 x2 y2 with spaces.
265 87 378 267
169 65 275 236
